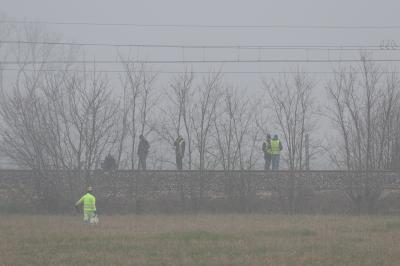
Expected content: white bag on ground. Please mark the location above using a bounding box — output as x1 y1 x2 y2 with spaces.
90 214 99 224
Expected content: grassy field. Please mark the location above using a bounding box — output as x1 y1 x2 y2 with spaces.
1 214 400 265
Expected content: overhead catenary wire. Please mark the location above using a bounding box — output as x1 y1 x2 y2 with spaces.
0 40 396 51
2 58 400 65
3 20 400 30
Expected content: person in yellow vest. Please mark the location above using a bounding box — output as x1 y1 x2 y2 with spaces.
75 186 97 224
174 136 185 170
262 134 272 170
271 135 283 170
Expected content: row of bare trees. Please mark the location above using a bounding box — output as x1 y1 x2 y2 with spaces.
325 57 400 211
327 57 400 171
0 24 400 176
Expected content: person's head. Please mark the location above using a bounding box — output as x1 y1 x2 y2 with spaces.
139 134 144 140
87 186 93 193
266 134 271 139
273 134 278 140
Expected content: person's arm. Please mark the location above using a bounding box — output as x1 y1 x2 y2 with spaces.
182 141 185 156
262 142 266 151
279 142 283 151
75 196 84 207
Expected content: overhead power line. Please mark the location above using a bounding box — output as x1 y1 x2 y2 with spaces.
2 58 400 65
2 67 400 75
2 20 400 30
0 40 393 51
0 68 341 74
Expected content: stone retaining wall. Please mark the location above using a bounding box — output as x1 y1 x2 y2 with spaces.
0 170 399 214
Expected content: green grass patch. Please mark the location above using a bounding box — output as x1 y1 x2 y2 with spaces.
369 220 400 232
157 230 239 241
384 221 400 230
1 214 400 265
255 228 317 237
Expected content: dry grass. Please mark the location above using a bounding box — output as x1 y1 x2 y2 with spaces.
1 214 400 265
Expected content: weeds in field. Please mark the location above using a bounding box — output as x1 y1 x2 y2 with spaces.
1 215 400 265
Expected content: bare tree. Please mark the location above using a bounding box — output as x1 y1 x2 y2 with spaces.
191 72 222 170
214 87 255 170
326 56 400 212
120 62 141 170
263 71 317 213
158 70 195 169
120 62 158 170
0 68 118 170
112 83 131 169
77 71 118 171
0 23 69 170
264 71 316 170
327 58 399 170
0 23 121 210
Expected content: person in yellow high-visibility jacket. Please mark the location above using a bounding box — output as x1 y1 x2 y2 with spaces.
270 135 283 170
75 186 96 223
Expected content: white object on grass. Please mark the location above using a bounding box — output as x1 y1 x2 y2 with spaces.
90 214 99 225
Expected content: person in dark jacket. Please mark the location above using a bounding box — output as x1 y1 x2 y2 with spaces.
174 136 185 170
262 134 272 170
137 134 150 170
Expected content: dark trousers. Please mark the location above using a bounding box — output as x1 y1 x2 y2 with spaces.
138 156 147 170
264 154 272 170
176 155 183 170
271 154 280 170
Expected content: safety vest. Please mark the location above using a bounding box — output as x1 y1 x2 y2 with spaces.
270 140 281 155
76 193 96 212
263 140 272 154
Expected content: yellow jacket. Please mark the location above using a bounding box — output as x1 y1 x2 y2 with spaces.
75 193 96 212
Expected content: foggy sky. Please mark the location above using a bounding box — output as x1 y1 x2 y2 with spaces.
2 0 400 82
2 0 400 169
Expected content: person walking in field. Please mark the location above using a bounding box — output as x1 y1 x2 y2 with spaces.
138 134 150 170
271 134 283 170
75 186 97 224
262 134 272 170
174 135 185 170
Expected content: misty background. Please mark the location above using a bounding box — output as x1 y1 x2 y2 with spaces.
1 0 400 170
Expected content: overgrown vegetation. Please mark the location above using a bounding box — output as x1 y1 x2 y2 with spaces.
1 214 400 265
